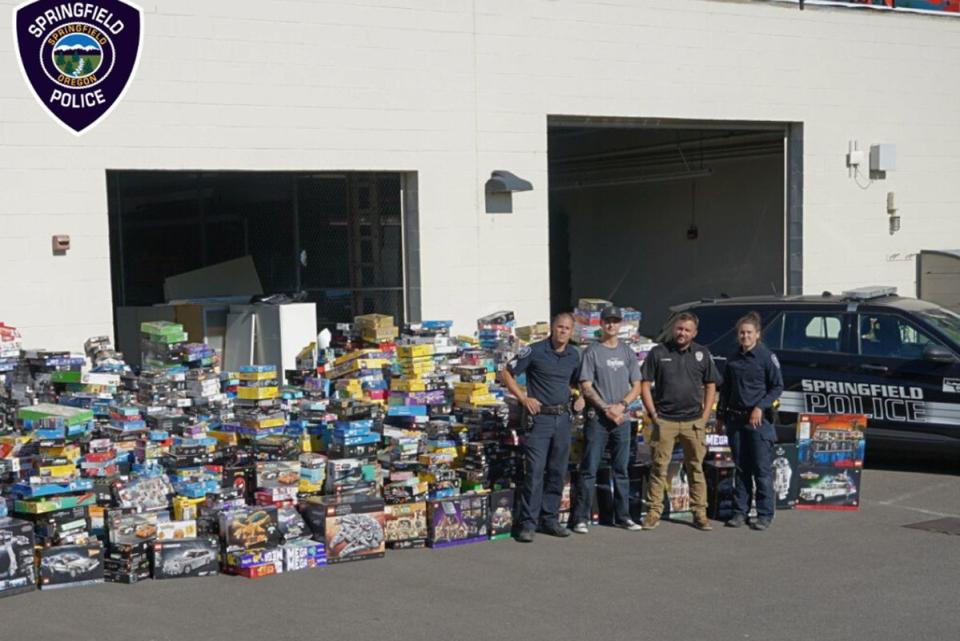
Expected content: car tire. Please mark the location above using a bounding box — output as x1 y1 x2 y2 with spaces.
815 494 824 503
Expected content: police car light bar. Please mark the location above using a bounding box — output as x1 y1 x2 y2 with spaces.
841 286 898 300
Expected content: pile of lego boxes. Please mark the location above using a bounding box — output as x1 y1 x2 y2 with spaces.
0 310 536 599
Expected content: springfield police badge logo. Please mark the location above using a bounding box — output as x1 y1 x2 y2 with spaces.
13 0 142 134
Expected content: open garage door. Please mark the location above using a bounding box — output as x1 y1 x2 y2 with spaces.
548 116 802 335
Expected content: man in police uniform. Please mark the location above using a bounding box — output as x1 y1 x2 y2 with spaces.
640 312 720 531
500 312 585 542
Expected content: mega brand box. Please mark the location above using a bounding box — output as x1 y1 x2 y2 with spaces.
282 540 326 571
384 502 428 549
300 495 385 564
151 537 219 579
427 494 490 548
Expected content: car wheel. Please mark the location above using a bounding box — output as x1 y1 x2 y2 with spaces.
815 494 824 503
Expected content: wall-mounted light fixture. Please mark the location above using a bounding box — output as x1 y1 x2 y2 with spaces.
887 191 900 235
485 170 533 214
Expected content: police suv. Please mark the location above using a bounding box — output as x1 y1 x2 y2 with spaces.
662 287 960 452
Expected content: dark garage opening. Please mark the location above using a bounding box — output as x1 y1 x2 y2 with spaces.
107 171 419 330
548 116 802 335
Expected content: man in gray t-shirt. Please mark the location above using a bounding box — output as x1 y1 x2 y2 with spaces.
571 306 643 533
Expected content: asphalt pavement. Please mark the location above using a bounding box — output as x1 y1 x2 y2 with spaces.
2 459 959 641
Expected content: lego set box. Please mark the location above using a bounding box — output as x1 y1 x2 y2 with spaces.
39 543 104 589
0 517 37 598
151 536 219 579
302 495 385 564
220 507 283 552
384 502 427 549
488 489 515 540
704 460 735 522
795 414 867 511
772 444 801 510
427 494 489 548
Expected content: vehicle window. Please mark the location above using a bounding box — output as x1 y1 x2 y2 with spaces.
782 312 846 353
858 313 941 360
917 308 960 345
762 313 784 349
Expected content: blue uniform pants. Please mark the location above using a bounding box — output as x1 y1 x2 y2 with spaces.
519 412 572 531
728 419 776 521
572 413 631 525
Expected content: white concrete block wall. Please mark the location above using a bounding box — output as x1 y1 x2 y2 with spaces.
2 0 960 350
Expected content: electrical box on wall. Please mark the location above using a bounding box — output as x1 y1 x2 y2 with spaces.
52 234 70 254
870 144 896 172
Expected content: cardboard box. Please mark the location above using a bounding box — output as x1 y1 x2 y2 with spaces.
488 489 515 540
300 495 385 564
282 540 326 571
39 543 104 589
384 502 428 548
773 444 801 510
704 460 736 522
427 495 490 548
0 518 37 598
220 507 282 552
151 537 219 579
796 467 862 511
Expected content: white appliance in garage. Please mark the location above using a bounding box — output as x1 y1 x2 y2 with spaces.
225 303 317 382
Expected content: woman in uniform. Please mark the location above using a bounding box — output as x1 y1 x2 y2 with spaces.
718 312 784 530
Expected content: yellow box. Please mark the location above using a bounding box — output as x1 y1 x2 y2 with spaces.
237 370 277 382
354 313 395 329
391 378 425 392
237 386 279 400
396 344 435 358
172 496 206 521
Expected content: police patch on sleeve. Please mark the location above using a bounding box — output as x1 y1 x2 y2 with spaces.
695 351 703 362
517 345 532 359
771 353 781 369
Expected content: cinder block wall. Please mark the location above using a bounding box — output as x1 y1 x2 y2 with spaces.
1 0 958 349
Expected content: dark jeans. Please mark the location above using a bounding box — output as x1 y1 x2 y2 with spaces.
572 412 631 525
727 419 776 521
519 411 572 530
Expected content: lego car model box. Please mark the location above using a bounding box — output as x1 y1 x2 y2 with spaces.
0 517 37 598
39 542 104 589
151 536 219 579
427 494 489 548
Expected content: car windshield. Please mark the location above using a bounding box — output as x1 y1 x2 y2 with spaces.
918 307 960 345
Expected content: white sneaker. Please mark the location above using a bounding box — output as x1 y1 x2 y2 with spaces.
618 519 643 532
572 521 589 534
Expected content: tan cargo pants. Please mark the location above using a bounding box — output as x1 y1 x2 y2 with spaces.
646 418 707 517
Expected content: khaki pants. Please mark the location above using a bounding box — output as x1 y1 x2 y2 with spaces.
646 418 707 517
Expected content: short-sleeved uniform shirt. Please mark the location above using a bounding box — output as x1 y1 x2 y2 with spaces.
720 343 784 411
507 338 581 406
580 340 642 406
640 340 720 421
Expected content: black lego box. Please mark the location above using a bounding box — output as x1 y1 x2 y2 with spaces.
488 489 515 540
220 506 282 552
1 517 37 598
427 494 490 548
151 536 219 579
383 502 427 549
772 443 800 509
39 543 104 589
300 495 385 564
704 460 736 522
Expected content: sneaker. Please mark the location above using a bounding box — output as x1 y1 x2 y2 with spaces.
725 513 747 528
515 528 535 543
538 522 572 538
572 521 589 534
618 519 643 532
641 513 660 530
750 519 771 531
693 514 713 531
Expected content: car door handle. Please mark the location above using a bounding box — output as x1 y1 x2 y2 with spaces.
861 364 889 373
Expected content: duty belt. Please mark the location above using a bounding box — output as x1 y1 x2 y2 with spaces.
724 408 753 418
538 404 569 415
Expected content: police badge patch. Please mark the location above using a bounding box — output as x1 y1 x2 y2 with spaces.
13 0 142 134
695 351 703 362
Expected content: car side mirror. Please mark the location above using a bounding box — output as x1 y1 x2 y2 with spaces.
923 344 957 364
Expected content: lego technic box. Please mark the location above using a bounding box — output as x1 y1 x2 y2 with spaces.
796 467 862 511
301 495 385 564
383 502 427 549
151 536 220 579
427 494 490 548
39 543 104 589
772 443 801 509
0 517 37 598
488 489 515 540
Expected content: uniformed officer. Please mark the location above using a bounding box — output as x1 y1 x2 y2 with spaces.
718 311 784 530
640 312 720 531
571 306 643 533
500 312 585 543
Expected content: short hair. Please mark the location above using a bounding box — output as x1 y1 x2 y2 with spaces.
674 312 699 328
736 311 762 333
552 312 574 326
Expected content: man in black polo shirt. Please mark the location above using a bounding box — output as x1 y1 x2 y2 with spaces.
500 312 584 543
640 312 719 531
